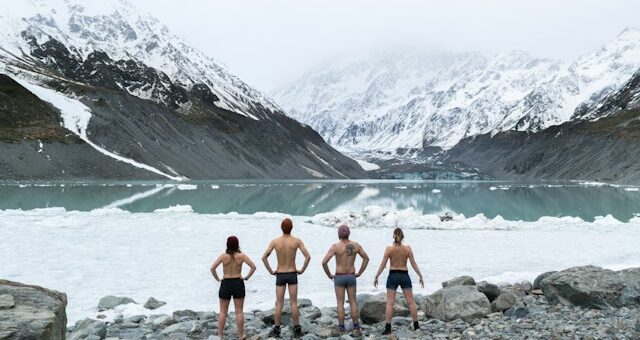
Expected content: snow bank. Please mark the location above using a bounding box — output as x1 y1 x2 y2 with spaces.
309 205 633 231
2 208 640 323
153 205 194 213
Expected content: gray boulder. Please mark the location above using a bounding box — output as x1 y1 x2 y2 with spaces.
519 280 533 292
282 298 313 313
0 294 15 310
360 293 409 324
198 311 217 320
172 309 198 321
540 266 640 309
505 305 530 319
490 292 517 312
161 322 188 335
442 275 476 288
300 305 322 320
124 314 146 323
533 271 557 289
97 296 135 311
476 281 501 301
356 294 371 310
0 279 67 340
143 297 166 310
423 285 491 322
68 318 107 340
152 314 177 327
513 281 533 294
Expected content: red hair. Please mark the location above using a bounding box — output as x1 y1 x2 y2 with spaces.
281 218 293 234
226 236 240 257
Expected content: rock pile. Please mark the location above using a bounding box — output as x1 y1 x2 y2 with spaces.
4 265 640 339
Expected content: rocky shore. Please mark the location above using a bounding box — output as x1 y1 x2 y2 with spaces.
2 266 640 339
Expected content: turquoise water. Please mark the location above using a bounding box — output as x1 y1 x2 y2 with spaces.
1 180 639 221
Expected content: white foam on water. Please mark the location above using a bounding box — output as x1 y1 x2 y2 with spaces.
432 189 441 193
177 184 198 191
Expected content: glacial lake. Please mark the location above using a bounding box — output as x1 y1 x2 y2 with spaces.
1 180 639 222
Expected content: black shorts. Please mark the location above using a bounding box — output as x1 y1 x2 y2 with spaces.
219 278 245 300
275 272 298 286
386 270 412 290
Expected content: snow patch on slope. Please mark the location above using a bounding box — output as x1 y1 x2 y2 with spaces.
354 159 380 171
11 75 185 180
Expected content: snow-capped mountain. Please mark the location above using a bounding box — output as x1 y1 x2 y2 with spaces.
274 28 640 152
445 66 640 183
0 0 366 180
0 0 279 119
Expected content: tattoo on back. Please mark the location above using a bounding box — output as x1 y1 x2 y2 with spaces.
346 244 356 256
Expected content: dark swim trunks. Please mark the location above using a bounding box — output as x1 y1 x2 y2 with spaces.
386 270 412 290
334 273 357 288
219 278 245 300
275 272 298 286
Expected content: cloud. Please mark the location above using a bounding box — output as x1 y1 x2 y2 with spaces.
135 0 640 91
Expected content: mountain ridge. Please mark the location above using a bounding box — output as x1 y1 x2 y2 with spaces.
275 27 640 153
0 0 367 180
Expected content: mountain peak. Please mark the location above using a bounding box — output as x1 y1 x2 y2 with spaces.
1 0 281 119
276 31 640 152
617 26 640 38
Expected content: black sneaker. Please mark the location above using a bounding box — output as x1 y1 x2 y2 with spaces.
293 325 303 338
268 325 281 338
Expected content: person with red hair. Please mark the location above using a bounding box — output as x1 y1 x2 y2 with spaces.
211 236 257 340
262 218 311 338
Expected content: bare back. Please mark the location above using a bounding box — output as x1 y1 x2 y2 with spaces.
220 253 246 279
388 244 411 270
333 240 361 274
273 235 302 273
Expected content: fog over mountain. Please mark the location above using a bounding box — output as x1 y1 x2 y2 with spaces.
137 0 640 91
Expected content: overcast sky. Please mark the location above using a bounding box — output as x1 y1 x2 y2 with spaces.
135 0 640 92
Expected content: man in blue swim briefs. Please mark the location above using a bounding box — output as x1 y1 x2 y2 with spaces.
262 218 311 338
322 224 370 334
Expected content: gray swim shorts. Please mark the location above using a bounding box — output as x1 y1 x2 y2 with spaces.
334 274 357 288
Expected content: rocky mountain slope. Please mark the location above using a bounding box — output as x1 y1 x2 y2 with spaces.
275 28 640 153
0 0 366 180
444 69 640 183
